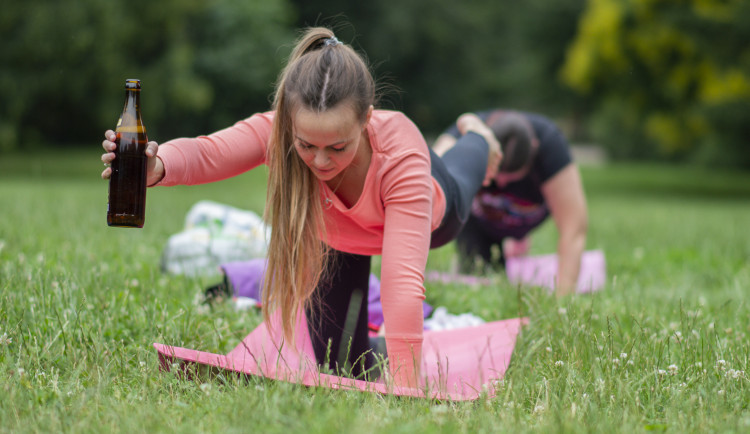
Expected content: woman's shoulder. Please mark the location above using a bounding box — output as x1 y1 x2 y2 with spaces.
370 110 424 148
371 109 415 127
370 110 422 140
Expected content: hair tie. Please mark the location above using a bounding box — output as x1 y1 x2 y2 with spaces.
324 36 341 47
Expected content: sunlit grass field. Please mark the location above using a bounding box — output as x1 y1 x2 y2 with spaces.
1 149 749 432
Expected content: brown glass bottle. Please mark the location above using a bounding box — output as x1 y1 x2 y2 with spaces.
107 79 148 228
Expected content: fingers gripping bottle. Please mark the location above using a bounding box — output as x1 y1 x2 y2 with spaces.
108 79 148 228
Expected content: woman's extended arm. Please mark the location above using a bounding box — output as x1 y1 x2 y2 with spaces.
155 112 274 186
540 163 588 296
378 153 435 389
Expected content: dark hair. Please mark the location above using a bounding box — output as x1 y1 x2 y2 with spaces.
487 112 537 173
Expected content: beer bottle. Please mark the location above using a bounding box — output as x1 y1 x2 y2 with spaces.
107 79 148 228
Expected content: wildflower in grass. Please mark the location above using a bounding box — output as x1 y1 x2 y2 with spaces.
200 383 211 395
546 347 552 353
708 322 715 330
695 362 703 368
718 389 725 396
716 360 726 370
668 364 678 375
555 360 564 367
595 378 605 392
674 331 682 341
0 332 11 345
558 307 567 315
533 404 545 414
658 369 667 377
726 369 744 379
431 404 449 414
612 358 620 366
620 352 628 359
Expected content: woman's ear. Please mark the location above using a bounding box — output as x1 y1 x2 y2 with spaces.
363 105 374 130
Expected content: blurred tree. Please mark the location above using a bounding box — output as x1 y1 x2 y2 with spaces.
0 0 295 151
560 0 750 167
290 0 586 137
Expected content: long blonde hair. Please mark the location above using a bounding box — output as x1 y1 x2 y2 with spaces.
263 27 375 340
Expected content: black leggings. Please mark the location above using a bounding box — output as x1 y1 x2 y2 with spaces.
305 132 489 378
455 210 547 273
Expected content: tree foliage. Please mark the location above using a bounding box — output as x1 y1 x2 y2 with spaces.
561 0 750 166
0 0 295 151
291 0 586 135
2 0 748 167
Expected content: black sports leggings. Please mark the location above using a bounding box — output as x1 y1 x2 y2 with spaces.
305 132 489 378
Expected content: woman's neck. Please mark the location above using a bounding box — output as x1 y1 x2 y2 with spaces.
326 127 372 207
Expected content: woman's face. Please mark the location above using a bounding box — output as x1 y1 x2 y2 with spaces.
293 103 372 183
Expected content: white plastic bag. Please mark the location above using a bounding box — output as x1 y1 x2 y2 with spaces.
161 201 270 277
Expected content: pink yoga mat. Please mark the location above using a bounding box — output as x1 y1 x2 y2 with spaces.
154 311 527 401
426 249 606 293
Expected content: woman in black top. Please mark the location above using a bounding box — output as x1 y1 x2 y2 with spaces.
433 109 588 296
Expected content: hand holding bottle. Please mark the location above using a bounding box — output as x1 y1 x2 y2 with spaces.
101 130 163 186
104 78 158 228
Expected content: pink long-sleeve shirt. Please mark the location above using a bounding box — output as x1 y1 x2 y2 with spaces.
155 110 446 385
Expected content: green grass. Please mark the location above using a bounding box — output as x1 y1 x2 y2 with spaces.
1 149 750 432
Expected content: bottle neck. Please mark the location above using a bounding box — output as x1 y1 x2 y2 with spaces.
117 89 145 134
125 88 141 113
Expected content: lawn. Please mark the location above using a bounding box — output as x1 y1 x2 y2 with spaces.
1 149 749 432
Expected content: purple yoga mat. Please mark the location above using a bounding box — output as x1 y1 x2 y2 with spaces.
220 259 433 327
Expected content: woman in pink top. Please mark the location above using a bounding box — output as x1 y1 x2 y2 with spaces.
101 27 500 389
